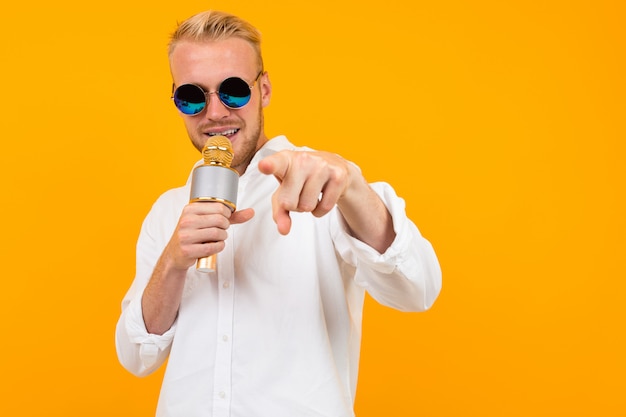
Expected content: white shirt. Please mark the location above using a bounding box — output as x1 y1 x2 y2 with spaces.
115 136 441 417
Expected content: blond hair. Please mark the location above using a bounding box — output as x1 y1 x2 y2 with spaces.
168 10 263 71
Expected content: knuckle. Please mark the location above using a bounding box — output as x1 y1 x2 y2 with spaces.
179 246 195 259
316 199 334 213
177 230 193 244
211 241 227 256
298 201 317 212
211 214 229 230
178 216 194 229
275 192 295 210
328 164 347 182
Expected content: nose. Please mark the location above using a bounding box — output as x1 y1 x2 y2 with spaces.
204 91 230 120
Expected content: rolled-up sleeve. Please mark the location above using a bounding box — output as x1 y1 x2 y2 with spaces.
115 293 177 376
332 182 442 312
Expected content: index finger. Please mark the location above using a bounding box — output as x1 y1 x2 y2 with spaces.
258 151 291 181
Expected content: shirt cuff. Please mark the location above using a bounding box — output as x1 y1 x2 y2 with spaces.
124 296 177 369
332 182 417 274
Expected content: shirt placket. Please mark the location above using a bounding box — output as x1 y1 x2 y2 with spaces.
211 231 235 417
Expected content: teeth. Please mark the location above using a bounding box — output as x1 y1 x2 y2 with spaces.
208 129 238 136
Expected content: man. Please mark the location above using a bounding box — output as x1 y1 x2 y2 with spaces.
116 10 441 417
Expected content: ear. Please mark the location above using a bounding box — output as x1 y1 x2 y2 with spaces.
260 71 272 107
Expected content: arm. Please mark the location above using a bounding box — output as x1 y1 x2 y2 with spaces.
116 196 253 376
335 164 396 254
334 181 442 311
258 150 441 311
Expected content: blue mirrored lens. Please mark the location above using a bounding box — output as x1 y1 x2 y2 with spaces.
173 84 206 115
219 93 251 108
219 77 252 108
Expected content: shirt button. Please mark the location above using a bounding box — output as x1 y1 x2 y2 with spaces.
222 281 230 289
218 391 226 399
222 334 229 342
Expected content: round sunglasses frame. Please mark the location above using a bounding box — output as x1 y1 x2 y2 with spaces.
171 71 263 115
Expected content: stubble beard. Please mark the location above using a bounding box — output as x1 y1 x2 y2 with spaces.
231 108 264 174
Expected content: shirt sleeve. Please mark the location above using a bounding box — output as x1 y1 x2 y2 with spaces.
115 191 183 376
331 182 442 312
115 294 177 376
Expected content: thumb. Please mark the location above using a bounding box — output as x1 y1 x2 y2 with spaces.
229 208 255 225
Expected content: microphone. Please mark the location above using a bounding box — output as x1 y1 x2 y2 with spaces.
189 136 239 273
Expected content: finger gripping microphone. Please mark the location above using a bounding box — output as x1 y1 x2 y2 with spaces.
189 136 239 273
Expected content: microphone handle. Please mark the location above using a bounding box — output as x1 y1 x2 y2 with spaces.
197 254 217 273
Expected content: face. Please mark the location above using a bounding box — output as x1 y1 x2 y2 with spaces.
169 38 272 174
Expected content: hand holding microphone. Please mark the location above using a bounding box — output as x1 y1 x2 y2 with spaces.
190 136 239 272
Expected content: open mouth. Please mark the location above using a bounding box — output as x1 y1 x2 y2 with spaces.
207 128 239 138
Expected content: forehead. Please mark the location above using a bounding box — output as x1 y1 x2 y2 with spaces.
169 38 259 84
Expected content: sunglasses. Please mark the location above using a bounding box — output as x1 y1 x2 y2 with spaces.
172 71 263 115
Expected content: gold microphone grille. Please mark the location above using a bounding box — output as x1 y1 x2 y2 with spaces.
203 136 234 167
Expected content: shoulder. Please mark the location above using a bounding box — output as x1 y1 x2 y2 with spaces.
144 185 189 223
260 135 314 154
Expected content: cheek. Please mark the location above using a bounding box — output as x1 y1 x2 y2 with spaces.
183 118 202 137
182 119 206 149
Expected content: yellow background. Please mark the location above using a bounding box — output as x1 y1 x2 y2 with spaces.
1 0 624 415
